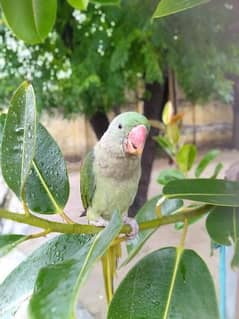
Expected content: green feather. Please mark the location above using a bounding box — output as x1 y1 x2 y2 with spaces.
80 150 96 209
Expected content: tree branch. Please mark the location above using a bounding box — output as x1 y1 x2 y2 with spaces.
0 205 212 235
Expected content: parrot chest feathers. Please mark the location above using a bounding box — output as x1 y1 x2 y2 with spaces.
86 145 141 220
94 142 140 180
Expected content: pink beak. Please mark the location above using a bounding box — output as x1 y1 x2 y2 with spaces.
124 125 148 156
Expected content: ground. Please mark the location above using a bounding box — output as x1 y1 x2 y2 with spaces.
0 149 238 318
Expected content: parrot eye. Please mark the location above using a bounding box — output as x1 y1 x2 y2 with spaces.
118 124 122 129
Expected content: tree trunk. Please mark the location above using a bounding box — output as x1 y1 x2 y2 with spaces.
129 78 169 217
89 111 109 139
232 77 239 149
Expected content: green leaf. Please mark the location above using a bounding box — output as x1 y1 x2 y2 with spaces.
166 123 180 145
91 0 120 5
176 144 197 173
0 234 27 258
108 247 219 319
175 204 210 230
67 0 89 10
161 198 183 216
210 162 223 179
0 234 92 318
1 82 37 198
28 211 123 319
0 113 6 163
123 196 159 266
157 168 184 185
154 135 174 157
25 124 69 214
0 0 57 44
153 0 210 19
206 206 239 268
163 179 239 206
195 150 220 177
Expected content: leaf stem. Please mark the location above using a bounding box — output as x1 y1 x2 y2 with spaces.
59 211 75 224
26 229 50 240
22 201 31 216
179 218 188 249
0 204 212 235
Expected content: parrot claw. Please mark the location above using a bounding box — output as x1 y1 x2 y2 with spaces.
89 218 109 228
123 216 139 239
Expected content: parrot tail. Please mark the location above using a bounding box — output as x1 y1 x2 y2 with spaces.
101 240 122 304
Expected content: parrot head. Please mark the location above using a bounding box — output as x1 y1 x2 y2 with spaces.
101 112 150 157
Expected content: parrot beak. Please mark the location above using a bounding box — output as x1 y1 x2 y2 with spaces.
124 125 148 156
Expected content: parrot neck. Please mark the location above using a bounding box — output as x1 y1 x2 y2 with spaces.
94 139 140 179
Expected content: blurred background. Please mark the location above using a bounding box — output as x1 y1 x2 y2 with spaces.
0 0 239 318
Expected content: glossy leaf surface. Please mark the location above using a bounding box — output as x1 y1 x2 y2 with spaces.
163 179 239 206
0 234 26 257
28 212 123 319
1 82 37 198
25 124 69 214
108 248 219 318
0 234 92 318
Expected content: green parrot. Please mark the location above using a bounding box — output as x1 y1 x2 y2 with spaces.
80 111 150 236
80 111 149 302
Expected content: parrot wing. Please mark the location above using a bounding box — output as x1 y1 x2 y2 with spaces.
80 150 96 210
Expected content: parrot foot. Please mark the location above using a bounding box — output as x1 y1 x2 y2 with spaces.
89 218 109 228
123 216 139 239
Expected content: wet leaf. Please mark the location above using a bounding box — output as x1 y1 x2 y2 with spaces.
0 234 27 258
0 234 92 318
25 124 69 214
108 248 219 318
1 82 37 198
28 212 123 319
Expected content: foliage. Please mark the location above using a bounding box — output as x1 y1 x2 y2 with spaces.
0 0 120 44
0 0 239 317
0 82 239 318
109 248 219 319
155 101 223 178
153 0 211 18
0 0 212 44
0 0 238 117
